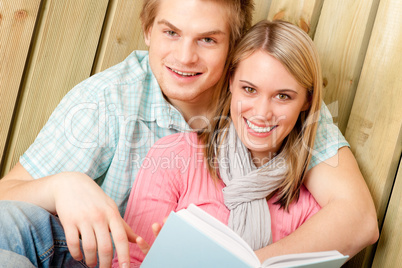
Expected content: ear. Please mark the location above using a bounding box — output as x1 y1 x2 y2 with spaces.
144 26 152 47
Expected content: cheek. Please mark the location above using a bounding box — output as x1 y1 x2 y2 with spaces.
230 95 243 118
207 46 228 73
281 108 301 129
209 58 226 79
230 100 238 118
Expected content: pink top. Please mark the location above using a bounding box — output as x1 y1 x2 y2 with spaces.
112 133 320 267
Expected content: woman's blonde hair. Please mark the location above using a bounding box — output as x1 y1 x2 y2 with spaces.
199 20 323 210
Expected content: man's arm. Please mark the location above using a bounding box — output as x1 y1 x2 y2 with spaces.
255 147 379 261
0 163 137 268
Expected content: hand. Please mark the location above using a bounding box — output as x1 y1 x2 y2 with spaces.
52 172 138 268
136 221 164 255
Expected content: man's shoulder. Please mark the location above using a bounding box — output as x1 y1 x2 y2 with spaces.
87 50 152 88
65 50 158 107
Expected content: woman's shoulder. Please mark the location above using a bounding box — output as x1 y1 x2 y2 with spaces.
153 132 200 149
148 132 202 157
154 132 199 145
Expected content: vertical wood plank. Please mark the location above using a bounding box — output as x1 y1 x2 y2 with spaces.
2 0 109 174
266 0 324 37
344 0 402 266
268 0 324 38
93 0 146 73
313 0 380 133
252 0 272 25
0 0 41 169
372 157 402 267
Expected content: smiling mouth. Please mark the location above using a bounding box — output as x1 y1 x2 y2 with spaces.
245 118 277 133
168 67 201 77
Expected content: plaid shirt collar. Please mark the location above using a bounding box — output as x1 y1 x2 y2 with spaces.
140 59 191 132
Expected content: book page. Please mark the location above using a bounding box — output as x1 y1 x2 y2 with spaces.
179 204 261 267
261 250 347 268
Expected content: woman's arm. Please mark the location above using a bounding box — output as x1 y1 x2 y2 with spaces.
255 147 378 261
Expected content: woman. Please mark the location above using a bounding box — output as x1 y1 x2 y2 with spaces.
112 20 345 267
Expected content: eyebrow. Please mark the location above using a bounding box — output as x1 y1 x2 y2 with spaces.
158 19 180 33
239 80 299 94
157 19 227 36
239 80 258 88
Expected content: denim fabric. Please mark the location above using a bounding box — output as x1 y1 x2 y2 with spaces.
0 249 35 268
0 201 90 268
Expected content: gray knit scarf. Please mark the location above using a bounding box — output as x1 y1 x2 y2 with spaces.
218 123 287 250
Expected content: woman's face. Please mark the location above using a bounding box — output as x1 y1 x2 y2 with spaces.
230 50 310 166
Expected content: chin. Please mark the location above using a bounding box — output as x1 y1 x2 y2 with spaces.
164 87 211 104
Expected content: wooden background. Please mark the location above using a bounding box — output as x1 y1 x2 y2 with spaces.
0 0 401 266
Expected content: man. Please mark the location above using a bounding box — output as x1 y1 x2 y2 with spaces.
0 0 378 267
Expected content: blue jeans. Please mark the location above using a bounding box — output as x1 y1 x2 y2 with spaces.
0 201 91 267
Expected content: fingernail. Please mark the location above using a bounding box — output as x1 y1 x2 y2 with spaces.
122 263 128 268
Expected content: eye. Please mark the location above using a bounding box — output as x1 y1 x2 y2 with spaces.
201 37 216 44
277 93 290 100
243 87 256 94
165 30 178 37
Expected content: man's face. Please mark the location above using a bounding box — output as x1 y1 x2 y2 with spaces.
144 0 230 109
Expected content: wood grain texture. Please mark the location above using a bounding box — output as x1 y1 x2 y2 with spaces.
252 0 272 25
372 158 402 267
345 0 402 266
93 0 146 74
345 0 402 226
2 0 109 173
267 0 324 37
0 0 401 265
0 0 41 168
313 0 380 133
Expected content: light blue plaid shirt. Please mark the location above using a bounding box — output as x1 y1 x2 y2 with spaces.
20 50 348 215
21 51 191 214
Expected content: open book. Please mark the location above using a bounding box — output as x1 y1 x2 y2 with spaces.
141 204 348 268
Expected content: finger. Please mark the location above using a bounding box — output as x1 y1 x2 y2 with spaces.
136 236 151 255
151 223 162 237
110 218 130 267
122 219 139 243
64 226 83 261
80 225 98 267
93 224 113 268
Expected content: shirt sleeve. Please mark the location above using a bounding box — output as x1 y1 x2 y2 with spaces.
268 185 321 242
309 101 350 169
19 78 117 181
112 134 188 267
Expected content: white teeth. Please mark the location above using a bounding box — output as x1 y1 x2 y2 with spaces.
246 119 276 133
171 68 198 77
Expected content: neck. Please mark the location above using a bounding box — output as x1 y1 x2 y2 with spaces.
170 99 215 129
251 151 278 168
167 90 216 130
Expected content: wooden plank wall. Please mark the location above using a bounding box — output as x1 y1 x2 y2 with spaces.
0 0 401 266
372 158 402 267
0 0 41 171
345 0 402 266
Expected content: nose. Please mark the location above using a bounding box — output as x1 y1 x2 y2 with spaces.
175 38 199 65
254 98 273 121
